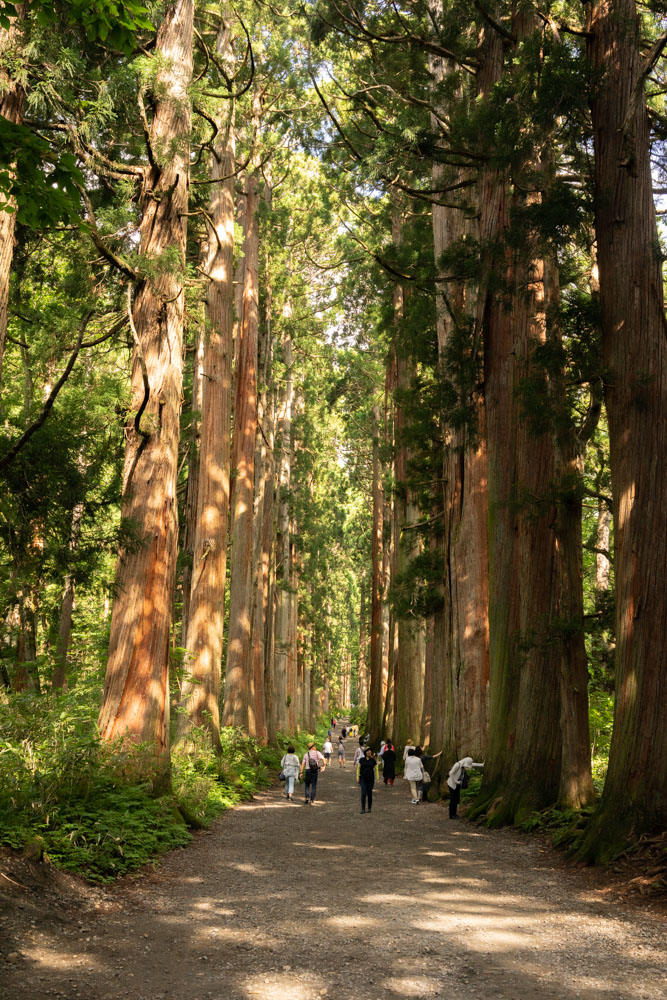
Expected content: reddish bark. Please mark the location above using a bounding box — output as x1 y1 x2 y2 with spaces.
580 0 667 857
179 23 235 749
99 1 194 786
223 168 260 730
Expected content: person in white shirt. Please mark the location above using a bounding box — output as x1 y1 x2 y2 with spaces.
403 748 426 804
280 744 301 802
322 738 333 769
447 756 484 818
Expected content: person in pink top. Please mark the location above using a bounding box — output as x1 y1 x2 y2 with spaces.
299 743 325 805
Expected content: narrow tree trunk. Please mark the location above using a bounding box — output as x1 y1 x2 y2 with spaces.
579 0 667 858
0 5 26 387
98 0 193 786
179 23 235 748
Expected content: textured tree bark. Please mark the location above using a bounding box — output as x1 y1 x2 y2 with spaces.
223 162 260 730
471 16 563 822
367 405 384 736
179 22 235 748
98 0 193 787
394 352 426 750
357 586 368 710
273 321 293 731
286 534 299 730
0 5 26 387
579 0 667 858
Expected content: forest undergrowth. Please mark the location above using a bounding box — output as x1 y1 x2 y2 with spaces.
0 683 326 883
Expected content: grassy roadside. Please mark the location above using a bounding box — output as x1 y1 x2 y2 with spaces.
0 689 331 883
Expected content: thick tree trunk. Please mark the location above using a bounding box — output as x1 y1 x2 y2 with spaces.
367 405 384 736
0 5 26 387
99 0 193 786
273 322 293 731
472 18 564 822
179 24 235 748
579 0 667 859
223 164 260 730
394 355 426 750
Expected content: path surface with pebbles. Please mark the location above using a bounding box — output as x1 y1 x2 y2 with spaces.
2 756 666 1000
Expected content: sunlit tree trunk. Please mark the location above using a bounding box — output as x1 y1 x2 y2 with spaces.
99 0 193 786
0 5 26 387
223 157 259 730
579 0 667 858
179 23 235 747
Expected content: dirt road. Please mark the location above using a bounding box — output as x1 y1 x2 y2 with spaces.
2 759 665 1000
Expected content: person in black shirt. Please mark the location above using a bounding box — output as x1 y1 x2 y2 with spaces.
357 748 377 814
381 741 396 785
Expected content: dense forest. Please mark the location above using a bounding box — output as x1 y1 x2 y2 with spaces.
0 0 665 877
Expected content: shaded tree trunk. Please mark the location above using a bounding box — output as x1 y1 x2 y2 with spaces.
579 0 667 859
367 405 384 736
273 320 293 731
98 0 194 787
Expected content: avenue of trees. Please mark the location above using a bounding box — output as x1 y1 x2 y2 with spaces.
0 0 665 865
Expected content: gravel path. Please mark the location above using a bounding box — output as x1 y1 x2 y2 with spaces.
2 756 666 1000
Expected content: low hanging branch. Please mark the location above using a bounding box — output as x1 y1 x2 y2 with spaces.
0 311 94 472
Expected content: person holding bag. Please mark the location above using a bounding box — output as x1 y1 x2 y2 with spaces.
280 744 300 802
403 747 426 804
415 746 443 803
447 756 484 818
299 743 325 805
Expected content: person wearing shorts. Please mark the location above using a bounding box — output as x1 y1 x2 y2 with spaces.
322 738 332 768
338 735 346 767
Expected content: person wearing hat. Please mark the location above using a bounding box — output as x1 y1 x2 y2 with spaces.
300 742 326 805
447 756 484 818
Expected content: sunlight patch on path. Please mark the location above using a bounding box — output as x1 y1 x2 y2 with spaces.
243 972 328 1000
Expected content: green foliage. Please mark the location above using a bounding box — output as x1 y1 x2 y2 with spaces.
0 121 85 228
518 804 596 853
0 691 285 882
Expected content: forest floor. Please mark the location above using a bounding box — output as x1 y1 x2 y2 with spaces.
1 755 666 1000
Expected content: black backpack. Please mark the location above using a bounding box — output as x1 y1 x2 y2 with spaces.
308 753 319 773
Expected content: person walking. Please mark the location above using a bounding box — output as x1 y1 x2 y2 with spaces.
352 741 366 767
381 741 396 785
338 734 346 766
357 747 377 813
280 744 300 802
322 737 333 769
415 746 443 802
447 756 484 818
300 743 325 805
403 747 426 804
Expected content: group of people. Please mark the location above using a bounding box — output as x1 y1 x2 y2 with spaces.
280 729 483 817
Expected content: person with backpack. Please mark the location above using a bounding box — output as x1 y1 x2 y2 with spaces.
300 743 325 805
356 747 377 813
447 756 484 818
